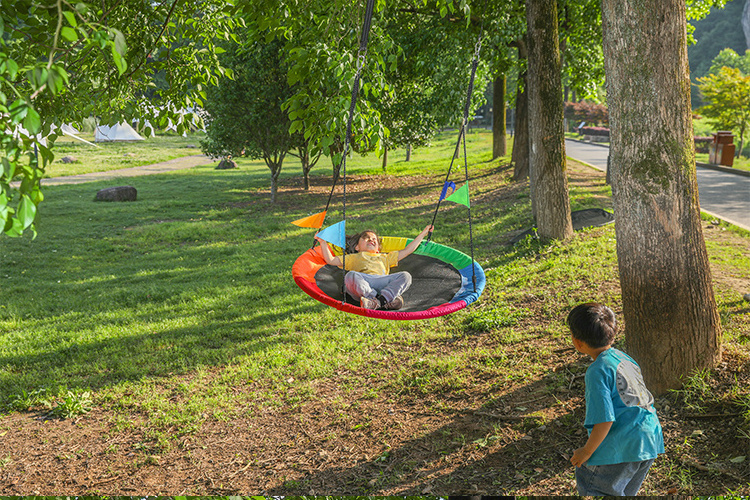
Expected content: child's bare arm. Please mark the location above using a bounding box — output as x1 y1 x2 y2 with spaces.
315 235 343 267
570 421 613 467
398 224 434 260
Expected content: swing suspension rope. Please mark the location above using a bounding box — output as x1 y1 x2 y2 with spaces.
427 30 484 293
329 0 377 304
319 0 483 300
317 0 376 242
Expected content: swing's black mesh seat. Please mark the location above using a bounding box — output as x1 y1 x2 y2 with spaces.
315 254 462 313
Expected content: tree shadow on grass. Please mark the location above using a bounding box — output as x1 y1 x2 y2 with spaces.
0 298 323 400
259 359 589 496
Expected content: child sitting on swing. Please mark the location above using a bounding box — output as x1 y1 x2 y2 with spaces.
315 224 434 310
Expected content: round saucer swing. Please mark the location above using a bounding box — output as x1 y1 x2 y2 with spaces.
293 236 485 320
292 0 486 320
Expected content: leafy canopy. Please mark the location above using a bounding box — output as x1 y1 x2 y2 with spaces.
200 37 295 189
697 65 750 150
0 0 237 237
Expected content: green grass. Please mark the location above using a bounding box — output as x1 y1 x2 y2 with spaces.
44 131 206 177
1 128 748 460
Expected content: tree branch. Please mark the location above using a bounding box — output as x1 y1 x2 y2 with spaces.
122 0 180 80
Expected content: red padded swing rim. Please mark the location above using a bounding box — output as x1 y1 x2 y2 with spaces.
292 245 470 321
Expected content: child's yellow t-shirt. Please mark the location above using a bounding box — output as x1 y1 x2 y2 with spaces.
343 251 399 275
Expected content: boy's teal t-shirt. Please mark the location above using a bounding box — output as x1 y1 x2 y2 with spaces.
583 348 665 466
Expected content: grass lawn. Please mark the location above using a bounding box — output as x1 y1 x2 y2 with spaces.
44 132 206 177
0 129 748 495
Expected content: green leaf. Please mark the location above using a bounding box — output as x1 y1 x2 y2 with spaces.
5 58 18 79
62 10 78 28
2 157 17 179
0 17 4 37
111 46 127 75
9 100 28 123
61 26 78 42
4 217 23 237
111 28 127 56
29 67 48 89
23 107 41 135
0 207 8 228
47 69 65 94
17 194 36 230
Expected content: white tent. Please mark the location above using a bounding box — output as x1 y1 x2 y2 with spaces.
94 122 145 142
60 123 80 135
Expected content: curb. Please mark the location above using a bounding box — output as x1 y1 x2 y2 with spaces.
696 162 750 178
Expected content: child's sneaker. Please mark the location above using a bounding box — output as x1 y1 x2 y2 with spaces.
360 297 379 309
383 295 404 310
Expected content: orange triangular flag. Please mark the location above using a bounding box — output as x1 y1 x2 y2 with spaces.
291 210 327 229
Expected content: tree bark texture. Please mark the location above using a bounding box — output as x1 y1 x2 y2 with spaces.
525 0 573 240
493 74 507 159
269 159 283 203
602 0 721 393
512 37 530 182
300 148 311 190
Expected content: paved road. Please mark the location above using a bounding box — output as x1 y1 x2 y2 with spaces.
566 139 750 231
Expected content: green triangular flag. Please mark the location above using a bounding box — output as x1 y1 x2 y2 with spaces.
445 182 470 207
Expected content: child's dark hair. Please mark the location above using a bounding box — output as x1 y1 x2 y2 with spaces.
346 229 381 254
566 302 617 348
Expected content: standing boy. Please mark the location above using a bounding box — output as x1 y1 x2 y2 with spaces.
567 302 665 496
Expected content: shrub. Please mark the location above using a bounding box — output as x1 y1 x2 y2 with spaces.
694 136 713 154
565 101 609 126
580 126 610 137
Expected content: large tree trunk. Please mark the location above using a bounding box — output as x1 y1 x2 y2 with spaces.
512 38 530 181
525 0 573 240
493 74 507 159
602 0 721 394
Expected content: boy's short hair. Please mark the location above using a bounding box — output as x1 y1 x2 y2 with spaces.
567 302 617 348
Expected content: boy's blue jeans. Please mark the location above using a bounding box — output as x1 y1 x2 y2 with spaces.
575 458 655 496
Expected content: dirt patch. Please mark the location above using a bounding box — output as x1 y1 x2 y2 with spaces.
1 160 748 496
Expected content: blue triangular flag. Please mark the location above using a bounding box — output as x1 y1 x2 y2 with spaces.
316 220 346 248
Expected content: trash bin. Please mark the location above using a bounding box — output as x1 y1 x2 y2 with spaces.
709 131 735 167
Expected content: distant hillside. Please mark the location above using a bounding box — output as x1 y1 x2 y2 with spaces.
689 0 748 107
